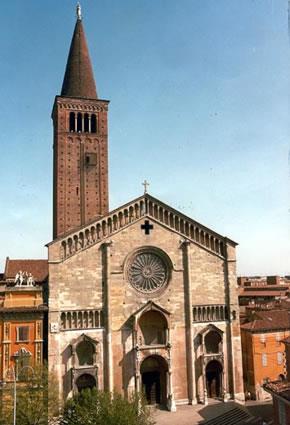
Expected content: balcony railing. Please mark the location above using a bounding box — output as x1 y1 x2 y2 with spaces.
193 304 229 322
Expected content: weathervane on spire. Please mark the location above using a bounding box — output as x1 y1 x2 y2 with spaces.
76 2 82 20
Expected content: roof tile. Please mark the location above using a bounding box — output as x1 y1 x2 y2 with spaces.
4 259 48 283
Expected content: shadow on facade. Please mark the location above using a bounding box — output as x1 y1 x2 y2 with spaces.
61 344 72 399
120 318 135 398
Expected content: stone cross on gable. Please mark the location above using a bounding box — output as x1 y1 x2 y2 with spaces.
142 180 149 194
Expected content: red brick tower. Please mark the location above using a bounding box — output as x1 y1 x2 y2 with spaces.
52 9 109 239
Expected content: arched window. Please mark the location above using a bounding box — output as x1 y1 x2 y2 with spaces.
76 374 96 392
91 114 97 133
204 331 222 354
84 113 89 132
61 312 66 329
139 311 167 346
13 348 32 379
76 340 94 366
77 113 82 132
69 112 75 132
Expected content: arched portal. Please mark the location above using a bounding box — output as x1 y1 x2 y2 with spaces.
140 355 168 406
76 373 96 392
205 360 223 398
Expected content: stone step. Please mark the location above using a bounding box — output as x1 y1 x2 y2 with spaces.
200 406 262 425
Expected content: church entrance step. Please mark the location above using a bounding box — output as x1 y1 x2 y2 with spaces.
199 406 263 425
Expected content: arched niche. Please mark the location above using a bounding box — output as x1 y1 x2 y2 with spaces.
204 331 222 354
139 310 167 346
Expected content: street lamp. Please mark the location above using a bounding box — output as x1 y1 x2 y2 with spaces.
1 364 35 425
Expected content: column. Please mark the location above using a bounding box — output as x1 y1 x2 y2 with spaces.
181 239 196 404
224 240 244 402
223 241 235 400
103 241 114 392
167 356 176 412
135 345 141 393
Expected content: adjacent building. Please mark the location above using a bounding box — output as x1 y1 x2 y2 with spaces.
0 258 48 380
264 336 290 424
238 276 290 320
241 309 290 401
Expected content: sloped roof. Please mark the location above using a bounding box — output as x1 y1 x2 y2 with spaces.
4 258 48 283
61 18 97 99
239 290 288 297
282 336 290 345
241 310 290 332
48 193 237 263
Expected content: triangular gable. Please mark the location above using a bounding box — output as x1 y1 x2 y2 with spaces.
199 323 224 335
131 301 170 330
70 333 99 350
133 300 171 319
48 193 236 262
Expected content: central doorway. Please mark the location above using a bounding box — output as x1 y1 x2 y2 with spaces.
205 360 222 398
140 356 167 405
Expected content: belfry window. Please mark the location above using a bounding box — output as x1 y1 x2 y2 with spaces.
69 112 75 132
84 113 89 132
91 114 97 133
77 113 82 132
68 112 97 134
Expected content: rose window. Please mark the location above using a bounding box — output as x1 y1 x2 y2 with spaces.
128 252 168 293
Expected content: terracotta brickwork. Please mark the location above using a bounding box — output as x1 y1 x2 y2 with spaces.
52 96 109 238
53 15 109 239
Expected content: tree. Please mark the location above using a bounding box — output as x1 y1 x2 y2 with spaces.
0 363 59 425
61 389 154 425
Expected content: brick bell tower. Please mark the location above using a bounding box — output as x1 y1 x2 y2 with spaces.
52 5 109 239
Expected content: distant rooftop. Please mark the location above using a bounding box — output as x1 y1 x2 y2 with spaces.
3 258 48 283
241 309 290 332
238 275 290 287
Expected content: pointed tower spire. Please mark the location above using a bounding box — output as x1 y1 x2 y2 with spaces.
52 5 109 239
61 4 97 99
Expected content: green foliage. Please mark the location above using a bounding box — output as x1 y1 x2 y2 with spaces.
0 363 59 425
61 389 154 425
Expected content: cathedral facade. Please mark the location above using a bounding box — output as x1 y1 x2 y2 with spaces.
48 9 244 409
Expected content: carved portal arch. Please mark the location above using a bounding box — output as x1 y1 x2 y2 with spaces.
140 355 169 406
70 334 100 394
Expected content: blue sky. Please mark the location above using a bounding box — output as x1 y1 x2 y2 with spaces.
0 0 289 276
